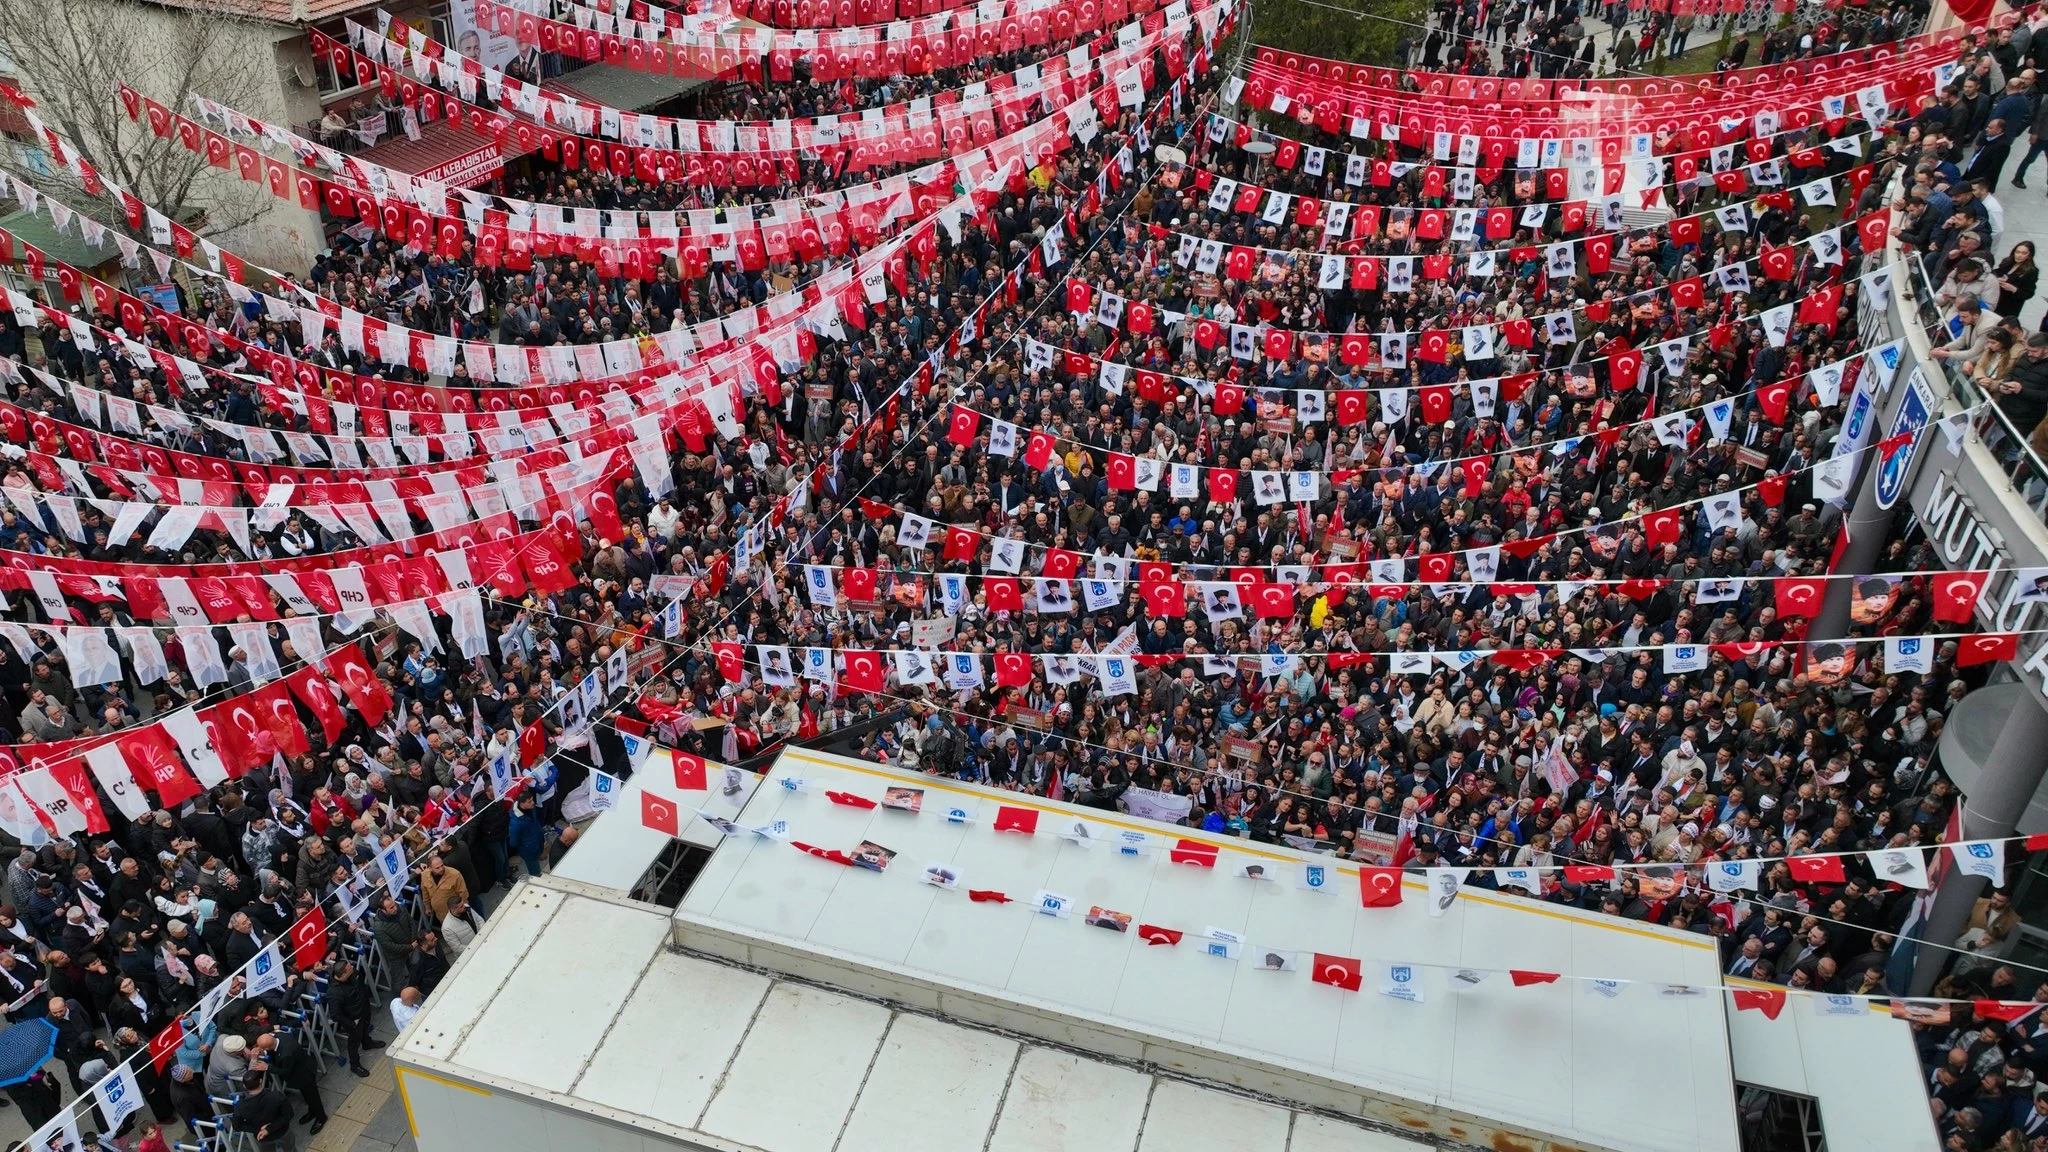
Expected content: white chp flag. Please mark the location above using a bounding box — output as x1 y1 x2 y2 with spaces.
1949 841 2006 886
92 1061 146 1131
588 770 620 811
84 742 149 820
1705 858 1762 893
1866 847 1929 889
162 705 231 788
1115 65 1144 106
14 769 85 838
246 940 289 997
1425 867 1464 917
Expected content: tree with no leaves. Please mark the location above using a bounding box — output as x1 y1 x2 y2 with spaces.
0 0 273 232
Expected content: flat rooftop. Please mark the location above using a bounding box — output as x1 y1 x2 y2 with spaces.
671 749 1743 1152
391 878 1434 1152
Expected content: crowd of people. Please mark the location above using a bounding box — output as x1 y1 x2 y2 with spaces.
0 0 2043 1148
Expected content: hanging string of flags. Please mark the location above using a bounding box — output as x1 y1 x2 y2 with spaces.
630 773 2045 1020
837 411 1964 596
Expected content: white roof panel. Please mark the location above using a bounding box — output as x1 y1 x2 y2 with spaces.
983 1048 1152 1152
568 950 772 1130
673 748 1741 1152
393 880 1435 1152
834 1014 1017 1152
695 981 892 1152
1135 1080 1291 1152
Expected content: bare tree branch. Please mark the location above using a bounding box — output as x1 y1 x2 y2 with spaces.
0 0 276 233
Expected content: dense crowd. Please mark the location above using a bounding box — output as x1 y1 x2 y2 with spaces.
0 0 2044 1148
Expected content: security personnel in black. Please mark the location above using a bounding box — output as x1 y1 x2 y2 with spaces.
327 960 379 1077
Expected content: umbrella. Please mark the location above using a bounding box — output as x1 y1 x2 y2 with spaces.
0 1018 57 1087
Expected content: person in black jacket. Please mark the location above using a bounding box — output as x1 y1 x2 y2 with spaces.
406 931 449 996
231 1071 294 1152
47 996 102 1091
327 960 379 1077
1993 332 2048 441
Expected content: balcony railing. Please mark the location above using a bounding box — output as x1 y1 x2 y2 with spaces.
1905 252 2048 518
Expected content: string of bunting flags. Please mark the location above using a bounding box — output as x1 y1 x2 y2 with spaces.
627 768 2048 1020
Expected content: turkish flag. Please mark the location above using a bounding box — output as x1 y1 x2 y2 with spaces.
287 666 348 745
1584 234 1614 274
1671 277 1704 310
1419 553 1455 583
1731 989 1786 1019
1358 866 1403 906
1669 216 1701 248
1757 380 1793 424
1932 572 1987 623
945 405 980 447
985 578 1023 614
1959 633 2020 667
670 752 708 792
289 905 330 969
641 791 681 836
1208 470 1239 503
943 525 979 561
1213 381 1245 415
1023 431 1055 470
827 790 877 809
148 1019 185 1073
1786 855 1846 883
1139 580 1186 616
1250 582 1296 618
1643 508 1682 548
993 653 1034 687
324 644 393 728
842 650 884 693
1510 970 1561 986
1169 839 1219 866
1564 864 1616 882
1416 331 1451 365
1311 953 1363 991
713 642 746 681
1609 349 1642 391
967 889 1012 903
993 806 1039 834
1042 549 1080 579
1336 391 1369 425
1065 281 1092 314
843 568 877 603
1761 245 1795 280
1419 386 1452 423
1858 212 1889 253
1137 924 1182 946
1263 328 1292 362
117 726 201 808
1974 1000 2044 1023
1774 577 1825 619
249 682 308 758
1106 454 1136 490
1224 246 1256 280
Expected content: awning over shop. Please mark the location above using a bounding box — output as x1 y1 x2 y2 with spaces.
354 117 526 187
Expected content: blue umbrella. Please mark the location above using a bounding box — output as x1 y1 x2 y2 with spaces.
0 1018 57 1087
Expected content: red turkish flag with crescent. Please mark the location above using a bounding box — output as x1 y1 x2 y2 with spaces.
252 682 311 758
1359 867 1404 906
324 644 393 728
287 665 348 744
290 905 330 969
1932 571 1988 623
1311 953 1363 990
993 653 1034 687
1773 577 1826 619
841 651 884 693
